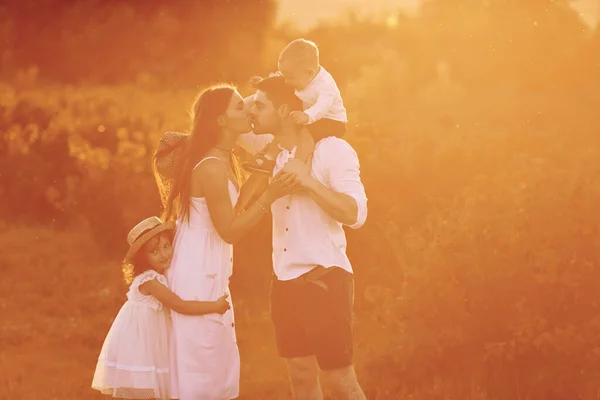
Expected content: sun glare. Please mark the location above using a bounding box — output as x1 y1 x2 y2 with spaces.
386 13 399 28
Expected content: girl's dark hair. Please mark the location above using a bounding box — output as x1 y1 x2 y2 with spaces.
121 230 174 285
155 84 242 223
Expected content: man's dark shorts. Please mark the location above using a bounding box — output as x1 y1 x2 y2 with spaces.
269 266 354 370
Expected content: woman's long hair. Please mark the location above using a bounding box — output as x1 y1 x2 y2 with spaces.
155 84 238 223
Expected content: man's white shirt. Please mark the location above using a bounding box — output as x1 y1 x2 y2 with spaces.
237 133 367 281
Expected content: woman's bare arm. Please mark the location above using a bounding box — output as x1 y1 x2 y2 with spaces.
194 159 295 244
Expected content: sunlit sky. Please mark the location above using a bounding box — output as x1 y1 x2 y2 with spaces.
277 0 599 29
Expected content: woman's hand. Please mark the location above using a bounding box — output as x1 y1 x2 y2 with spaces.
263 170 300 203
281 159 315 189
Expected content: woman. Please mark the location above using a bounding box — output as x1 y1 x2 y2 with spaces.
154 84 293 399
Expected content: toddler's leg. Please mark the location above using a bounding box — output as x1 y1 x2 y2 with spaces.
264 141 280 161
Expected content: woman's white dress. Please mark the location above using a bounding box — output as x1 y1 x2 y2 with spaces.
167 157 240 400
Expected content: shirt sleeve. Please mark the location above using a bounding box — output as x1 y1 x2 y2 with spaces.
319 138 368 229
303 78 338 124
236 132 274 155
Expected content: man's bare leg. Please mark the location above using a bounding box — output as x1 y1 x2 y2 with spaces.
321 364 366 400
286 356 324 400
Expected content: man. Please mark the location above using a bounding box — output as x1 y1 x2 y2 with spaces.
244 75 368 400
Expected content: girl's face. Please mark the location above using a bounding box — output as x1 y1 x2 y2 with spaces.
142 233 173 272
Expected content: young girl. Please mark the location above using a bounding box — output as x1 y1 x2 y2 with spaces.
91 216 230 399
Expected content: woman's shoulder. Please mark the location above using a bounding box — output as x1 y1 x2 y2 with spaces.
189 154 226 185
191 155 231 183
192 154 229 174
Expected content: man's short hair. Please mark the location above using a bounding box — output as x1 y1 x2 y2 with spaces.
279 38 319 71
256 76 303 111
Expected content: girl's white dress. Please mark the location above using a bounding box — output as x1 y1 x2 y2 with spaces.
92 269 171 399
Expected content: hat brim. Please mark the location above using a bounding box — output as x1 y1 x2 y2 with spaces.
124 221 177 262
154 132 190 180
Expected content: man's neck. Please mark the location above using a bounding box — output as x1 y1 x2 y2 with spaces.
276 125 315 162
276 125 301 151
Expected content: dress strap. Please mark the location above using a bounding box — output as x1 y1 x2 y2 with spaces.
193 156 226 171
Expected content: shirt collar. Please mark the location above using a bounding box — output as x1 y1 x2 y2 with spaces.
277 143 296 153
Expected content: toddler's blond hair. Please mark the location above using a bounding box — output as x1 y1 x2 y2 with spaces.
279 38 320 72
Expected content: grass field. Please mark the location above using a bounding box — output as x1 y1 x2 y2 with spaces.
1 223 395 400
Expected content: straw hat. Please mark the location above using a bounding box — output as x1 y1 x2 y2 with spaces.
124 216 176 262
154 132 190 180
